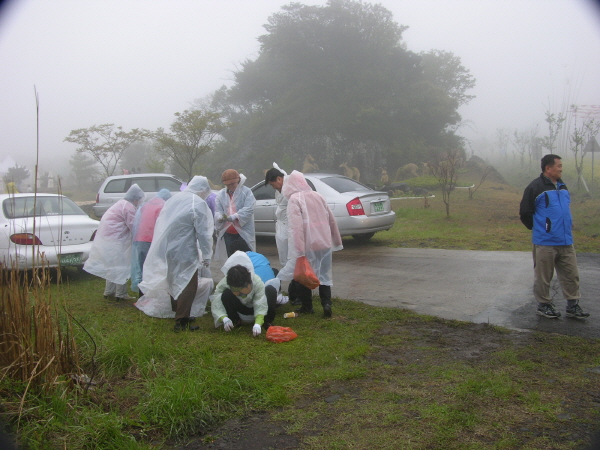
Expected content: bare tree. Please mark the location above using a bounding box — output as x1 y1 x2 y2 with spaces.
511 124 539 168
569 107 600 191
430 148 462 218
495 128 510 159
64 124 149 177
541 110 566 152
468 165 493 200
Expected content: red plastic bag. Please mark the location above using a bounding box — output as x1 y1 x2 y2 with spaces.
266 326 298 343
294 256 320 289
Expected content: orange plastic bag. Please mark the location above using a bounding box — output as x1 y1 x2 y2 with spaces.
294 256 320 289
266 326 298 343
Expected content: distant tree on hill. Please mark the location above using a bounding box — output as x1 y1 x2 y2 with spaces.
2 164 30 191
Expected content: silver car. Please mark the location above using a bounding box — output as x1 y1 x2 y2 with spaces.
0 193 99 270
251 173 395 240
93 173 184 217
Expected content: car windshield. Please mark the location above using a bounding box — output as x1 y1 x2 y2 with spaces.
319 177 371 193
3 196 86 219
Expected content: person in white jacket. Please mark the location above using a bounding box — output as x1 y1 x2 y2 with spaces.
139 176 214 332
214 169 256 261
276 170 343 317
84 183 145 301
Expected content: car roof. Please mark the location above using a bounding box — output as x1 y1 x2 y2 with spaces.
102 173 181 181
0 193 67 200
304 173 350 179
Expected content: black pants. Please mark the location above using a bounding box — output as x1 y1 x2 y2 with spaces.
170 270 198 320
297 283 331 310
224 233 250 257
221 285 277 324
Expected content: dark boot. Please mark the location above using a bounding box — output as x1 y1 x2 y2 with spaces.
319 285 332 318
295 283 314 314
289 280 302 306
174 318 188 333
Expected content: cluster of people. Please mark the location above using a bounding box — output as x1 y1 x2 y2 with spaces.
84 166 343 335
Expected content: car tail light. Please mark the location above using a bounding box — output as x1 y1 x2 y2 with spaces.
10 233 42 245
346 197 365 216
90 230 97 241
96 193 99 204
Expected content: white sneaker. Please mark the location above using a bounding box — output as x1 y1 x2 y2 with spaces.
116 294 136 301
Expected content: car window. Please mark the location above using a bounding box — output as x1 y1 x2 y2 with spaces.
319 177 371 193
252 184 276 200
305 179 316 191
104 179 128 193
157 177 183 191
134 178 157 192
3 196 86 218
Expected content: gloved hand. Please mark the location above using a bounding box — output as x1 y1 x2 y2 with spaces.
226 215 235 222
223 317 234 332
202 259 211 267
252 324 262 337
216 214 226 223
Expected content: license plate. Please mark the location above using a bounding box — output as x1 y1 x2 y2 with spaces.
59 253 82 266
373 202 384 212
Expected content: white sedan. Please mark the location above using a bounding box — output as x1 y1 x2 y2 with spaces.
251 173 396 240
0 193 99 270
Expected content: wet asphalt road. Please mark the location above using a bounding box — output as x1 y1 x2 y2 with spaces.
253 237 600 339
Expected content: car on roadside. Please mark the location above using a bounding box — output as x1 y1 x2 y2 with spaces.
92 173 184 217
251 173 396 240
0 193 99 270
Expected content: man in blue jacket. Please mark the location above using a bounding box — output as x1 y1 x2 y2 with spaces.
519 154 589 319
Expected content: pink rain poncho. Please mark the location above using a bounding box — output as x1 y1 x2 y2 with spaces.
276 171 342 286
138 176 214 300
214 173 256 261
130 189 171 292
84 184 145 284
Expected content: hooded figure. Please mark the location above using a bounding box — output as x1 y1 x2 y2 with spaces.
210 251 275 336
130 188 171 294
84 183 145 300
139 176 214 332
277 170 343 317
214 169 256 261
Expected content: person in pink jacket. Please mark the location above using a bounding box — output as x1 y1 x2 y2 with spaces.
276 170 343 317
130 188 171 296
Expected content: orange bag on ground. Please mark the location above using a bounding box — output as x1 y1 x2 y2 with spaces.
266 326 298 343
294 256 320 289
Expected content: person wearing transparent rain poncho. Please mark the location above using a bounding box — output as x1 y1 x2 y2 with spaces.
276 170 343 317
214 169 256 261
84 184 145 301
130 188 171 297
138 176 214 332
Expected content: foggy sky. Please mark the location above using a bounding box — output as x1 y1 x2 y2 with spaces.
1 0 599 173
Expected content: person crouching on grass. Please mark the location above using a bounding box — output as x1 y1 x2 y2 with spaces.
210 251 277 336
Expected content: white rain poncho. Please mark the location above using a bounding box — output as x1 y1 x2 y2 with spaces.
214 174 256 261
134 277 214 318
138 176 214 300
130 189 171 292
84 184 144 284
209 251 268 327
273 162 290 267
277 170 343 286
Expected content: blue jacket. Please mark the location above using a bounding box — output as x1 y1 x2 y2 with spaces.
247 251 276 283
519 174 573 246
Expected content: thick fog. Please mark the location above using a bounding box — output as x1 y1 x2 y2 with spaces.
1 0 599 177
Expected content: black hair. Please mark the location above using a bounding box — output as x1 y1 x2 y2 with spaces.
226 264 252 288
541 154 561 173
229 239 251 253
264 167 284 186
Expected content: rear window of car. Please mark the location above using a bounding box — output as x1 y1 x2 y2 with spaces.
104 179 128 193
3 196 86 218
252 184 275 200
157 177 183 191
319 177 371 193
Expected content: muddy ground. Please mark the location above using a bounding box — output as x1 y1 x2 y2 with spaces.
165 320 600 450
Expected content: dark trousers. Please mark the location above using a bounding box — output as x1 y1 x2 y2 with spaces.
288 280 300 301
224 232 250 257
221 285 277 324
170 270 198 320
297 283 331 310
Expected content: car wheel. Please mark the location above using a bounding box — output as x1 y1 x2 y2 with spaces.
351 232 375 241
